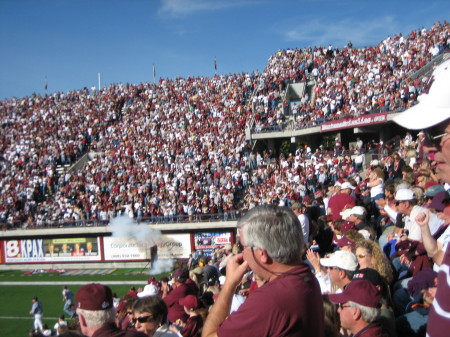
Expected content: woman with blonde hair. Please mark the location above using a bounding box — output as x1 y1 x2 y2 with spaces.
355 240 394 284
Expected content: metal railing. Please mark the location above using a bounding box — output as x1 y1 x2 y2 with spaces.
1 211 243 231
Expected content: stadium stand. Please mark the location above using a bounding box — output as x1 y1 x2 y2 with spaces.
0 21 448 230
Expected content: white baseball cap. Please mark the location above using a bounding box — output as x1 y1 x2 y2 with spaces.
393 59 450 129
340 208 353 220
341 182 355 190
320 250 358 271
395 188 415 201
137 284 158 298
351 206 366 216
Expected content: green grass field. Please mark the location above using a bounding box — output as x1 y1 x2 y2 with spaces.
0 269 169 337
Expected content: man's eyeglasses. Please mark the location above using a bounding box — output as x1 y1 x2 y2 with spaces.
132 315 155 324
424 129 449 149
338 303 352 310
395 201 405 206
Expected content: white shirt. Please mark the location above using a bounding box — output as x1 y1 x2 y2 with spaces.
298 214 310 246
369 178 384 198
437 225 450 253
405 205 443 241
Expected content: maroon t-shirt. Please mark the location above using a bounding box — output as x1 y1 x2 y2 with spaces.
180 314 203 337
328 193 355 220
164 284 196 323
217 264 324 337
427 244 450 337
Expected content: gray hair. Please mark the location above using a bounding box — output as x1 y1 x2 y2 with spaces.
238 205 305 264
347 301 380 323
76 307 116 329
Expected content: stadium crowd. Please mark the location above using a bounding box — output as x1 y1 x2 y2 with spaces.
0 21 449 229
0 75 256 228
20 19 450 337
253 20 449 132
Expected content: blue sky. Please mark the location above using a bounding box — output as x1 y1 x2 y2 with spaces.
0 0 449 100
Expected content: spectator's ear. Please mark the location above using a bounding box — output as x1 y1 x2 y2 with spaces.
352 306 362 320
259 248 270 264
78 313 87 329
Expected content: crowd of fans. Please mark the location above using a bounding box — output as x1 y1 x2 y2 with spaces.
0 76 256 228
0 21 449 230
253 20 449 132
17 19 450 337
29 163 450 336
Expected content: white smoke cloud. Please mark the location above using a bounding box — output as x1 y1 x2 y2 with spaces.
109 216 175 275
149 258 175 275
109 215 161 246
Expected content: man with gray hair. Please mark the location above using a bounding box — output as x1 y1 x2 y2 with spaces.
329 280 388 337
202 205 324 337
76 283 146 337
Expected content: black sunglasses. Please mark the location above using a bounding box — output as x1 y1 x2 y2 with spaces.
132 315 155 324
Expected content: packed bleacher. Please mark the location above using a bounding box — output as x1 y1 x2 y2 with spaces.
18 20 450 337
0 21 449 230
253 20 449 132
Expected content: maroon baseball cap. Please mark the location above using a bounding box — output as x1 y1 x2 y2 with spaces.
172 268 189 280
179 294 199 310
329 280 381 308
427 191 450 212
76 283 114 311
336 236 355 248
341 221 357 234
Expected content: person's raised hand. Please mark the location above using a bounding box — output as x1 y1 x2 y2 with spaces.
225 253 249 288
415 210 429 228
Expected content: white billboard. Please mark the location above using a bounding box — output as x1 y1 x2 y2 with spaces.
156 233 191 259
103 236 151 261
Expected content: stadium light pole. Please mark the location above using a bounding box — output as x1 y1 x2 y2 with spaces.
153 64 156 84
98 72 101 92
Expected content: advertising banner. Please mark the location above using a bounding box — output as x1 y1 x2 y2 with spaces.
3 237 101 263
156 234 191 260
103 236 151 261
320 112 387 132
194 232 232 256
